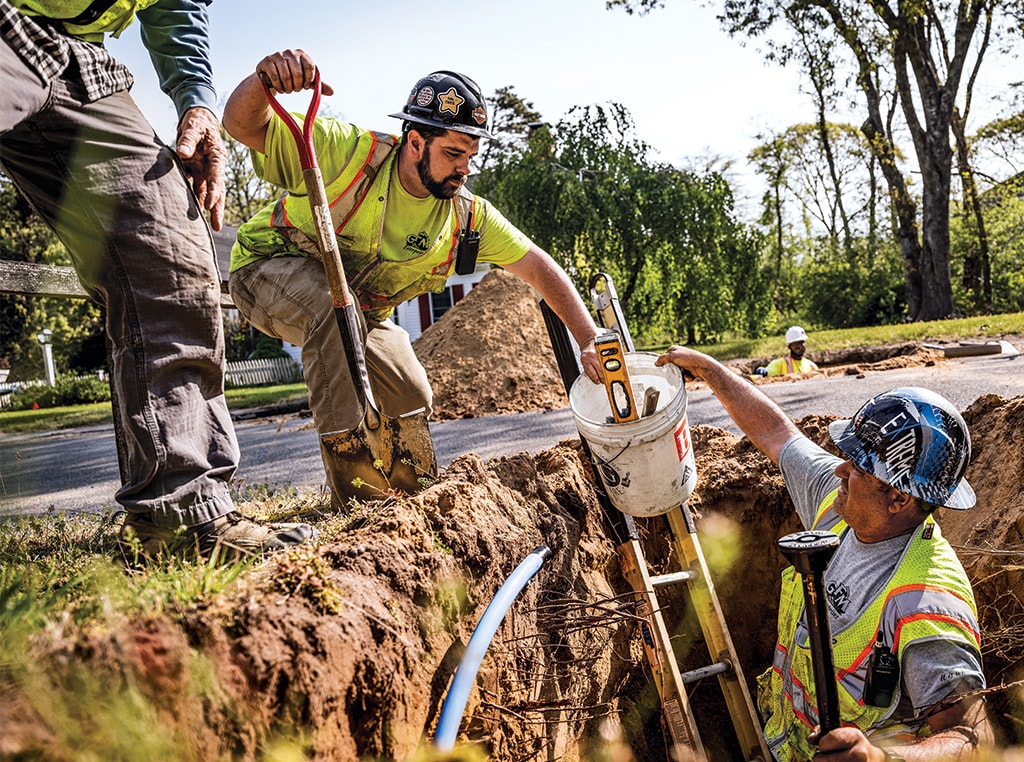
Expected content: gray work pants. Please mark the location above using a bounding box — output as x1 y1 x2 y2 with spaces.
229 256 432 502
0 40 238 528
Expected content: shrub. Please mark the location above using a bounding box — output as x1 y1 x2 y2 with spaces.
8 374 110 410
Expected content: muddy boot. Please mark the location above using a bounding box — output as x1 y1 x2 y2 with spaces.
119 511 318 565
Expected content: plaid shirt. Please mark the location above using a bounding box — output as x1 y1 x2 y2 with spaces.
1 0 133 102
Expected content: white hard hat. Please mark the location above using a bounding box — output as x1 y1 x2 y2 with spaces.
785 326 808 344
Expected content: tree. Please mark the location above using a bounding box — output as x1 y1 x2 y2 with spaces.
476 86 543 174
223 131 275 227
477 102 769 343
607 0 1022 321
0 177 104 381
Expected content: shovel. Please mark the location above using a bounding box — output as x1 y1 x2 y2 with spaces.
260 70 437 503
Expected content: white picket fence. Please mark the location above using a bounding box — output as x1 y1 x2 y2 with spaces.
224 356 302 387
0 358 302 409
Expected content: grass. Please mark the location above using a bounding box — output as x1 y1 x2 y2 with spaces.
0 382 309 435
4 311 1024 435
637 310 1024 360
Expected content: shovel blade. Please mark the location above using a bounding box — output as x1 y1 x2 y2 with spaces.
320 408 436 504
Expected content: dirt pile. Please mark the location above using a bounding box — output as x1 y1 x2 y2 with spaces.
413 269 568 420
6 394 1023 760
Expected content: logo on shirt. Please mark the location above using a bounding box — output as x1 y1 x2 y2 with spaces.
826 580 851 616
405 231 430 254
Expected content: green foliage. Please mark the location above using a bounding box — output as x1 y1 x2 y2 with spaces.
222 130 275 227
476 102 771 344
224 311 289 362
7 373 111 410
950 149 1024 315
0 178 104 381
797 236 907 328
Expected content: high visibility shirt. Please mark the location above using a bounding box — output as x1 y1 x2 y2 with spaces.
232 115 532 321
757 490 981 761
765 355 819 376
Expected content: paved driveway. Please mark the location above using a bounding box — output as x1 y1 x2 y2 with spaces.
2 350 1020 517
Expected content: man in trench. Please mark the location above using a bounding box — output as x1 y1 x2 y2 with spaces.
657 346 991 761
222 49 602 508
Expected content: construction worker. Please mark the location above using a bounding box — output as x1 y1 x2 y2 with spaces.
1 1 316 561
222 50 602 509
757 326 820 377
656 346 991 761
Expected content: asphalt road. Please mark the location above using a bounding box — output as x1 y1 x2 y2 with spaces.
2 350 1021 518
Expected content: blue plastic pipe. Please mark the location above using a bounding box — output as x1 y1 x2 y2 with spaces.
433 544 552 752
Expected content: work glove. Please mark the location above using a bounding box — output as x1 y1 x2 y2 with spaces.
755 367 769 377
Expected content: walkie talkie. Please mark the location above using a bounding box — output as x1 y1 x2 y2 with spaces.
455 228 479 275
596 331 637 423
864 630 900 706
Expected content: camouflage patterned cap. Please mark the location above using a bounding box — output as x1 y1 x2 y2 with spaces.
828 387 975 510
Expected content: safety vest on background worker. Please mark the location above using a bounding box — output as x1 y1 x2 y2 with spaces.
764 355 819 376
756 489 981 761
13 1 159 40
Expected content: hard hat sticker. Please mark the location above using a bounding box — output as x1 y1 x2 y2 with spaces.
472 106 487 125
437 87 465 115
415 87 435 107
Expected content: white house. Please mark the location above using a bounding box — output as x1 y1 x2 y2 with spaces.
391 262 491 342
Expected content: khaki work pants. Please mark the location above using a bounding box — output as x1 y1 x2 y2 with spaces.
229 256 433 505
1 32 238 528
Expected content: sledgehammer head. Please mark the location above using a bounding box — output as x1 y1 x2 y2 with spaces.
778 530 839 574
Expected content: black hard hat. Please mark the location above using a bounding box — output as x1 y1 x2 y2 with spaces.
389 71 492 139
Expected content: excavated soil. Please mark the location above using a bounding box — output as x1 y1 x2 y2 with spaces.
4 271 1023 761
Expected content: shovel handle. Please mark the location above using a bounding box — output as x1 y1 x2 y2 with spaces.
259 71 377 419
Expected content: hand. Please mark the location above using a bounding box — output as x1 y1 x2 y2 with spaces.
812 726 886 761
756 366 769 377
578 338 601 384
256 49 335 96
176 107 226 231
655 345 709 381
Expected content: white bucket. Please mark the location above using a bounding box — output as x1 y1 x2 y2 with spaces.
569 352 697 517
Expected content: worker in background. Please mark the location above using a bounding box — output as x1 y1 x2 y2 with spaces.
222 49 602 509
657 345 991 761
1 0 316 561
757 325 820 377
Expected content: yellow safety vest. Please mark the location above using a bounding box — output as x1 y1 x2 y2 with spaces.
234 128 483 321
13 0 156 39
766 355 818 376
757 490 981 761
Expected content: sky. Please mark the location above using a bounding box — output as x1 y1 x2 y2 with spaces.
107 0 1018 215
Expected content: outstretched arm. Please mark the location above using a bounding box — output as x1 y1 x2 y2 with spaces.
655 346 801 464
222 49 336 153
503 247 601 384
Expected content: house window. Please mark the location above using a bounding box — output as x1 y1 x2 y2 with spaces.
430 289 453 322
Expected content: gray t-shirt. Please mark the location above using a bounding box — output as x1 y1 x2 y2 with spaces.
777 436 984 717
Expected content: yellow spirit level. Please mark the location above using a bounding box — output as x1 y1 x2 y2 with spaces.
595 331 637 422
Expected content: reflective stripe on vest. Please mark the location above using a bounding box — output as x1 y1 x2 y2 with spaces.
757 488 980 761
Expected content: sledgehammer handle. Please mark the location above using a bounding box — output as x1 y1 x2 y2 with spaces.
778 530 842 734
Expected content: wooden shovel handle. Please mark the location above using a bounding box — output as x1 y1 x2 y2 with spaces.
259 71 378 419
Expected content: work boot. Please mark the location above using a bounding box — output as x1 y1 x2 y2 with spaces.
119 510 318 564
